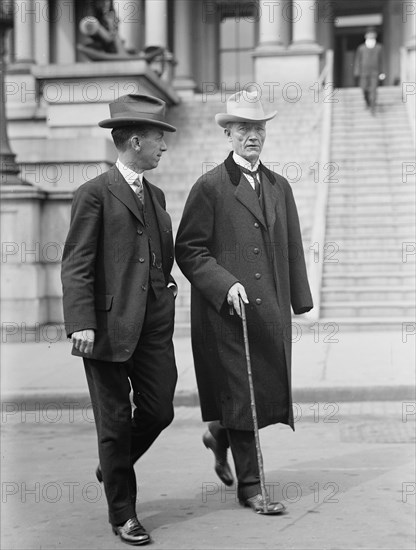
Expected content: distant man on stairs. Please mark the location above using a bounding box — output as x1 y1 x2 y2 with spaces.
354 26 385 115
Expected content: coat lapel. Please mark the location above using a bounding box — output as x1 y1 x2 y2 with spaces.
234 176 267 228
224 153 267 228
260 167 278 231
108 166 144 225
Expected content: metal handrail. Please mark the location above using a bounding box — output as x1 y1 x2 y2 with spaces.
304 49 334 321
400 46 416 146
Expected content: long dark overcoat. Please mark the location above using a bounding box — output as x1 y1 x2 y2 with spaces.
175 153 313 430
61 165 175 362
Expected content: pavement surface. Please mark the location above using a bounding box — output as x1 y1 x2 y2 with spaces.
1 329 415 406
1 329 415 549
1 404 415 549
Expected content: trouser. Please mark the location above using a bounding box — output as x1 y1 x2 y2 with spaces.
84 288 177 525
360 73 379 110
208 421 260 500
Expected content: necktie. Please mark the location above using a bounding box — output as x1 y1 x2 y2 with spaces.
132 178 144 205
240 166 261 198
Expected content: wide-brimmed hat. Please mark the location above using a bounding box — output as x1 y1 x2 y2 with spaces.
215 91 277 128
98 94 176 132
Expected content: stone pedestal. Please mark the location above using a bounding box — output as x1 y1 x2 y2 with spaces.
254 48 323 88
1 186 73 338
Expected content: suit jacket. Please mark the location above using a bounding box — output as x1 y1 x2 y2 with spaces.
354 43 383 77
175 153 313 430
61 165 175 362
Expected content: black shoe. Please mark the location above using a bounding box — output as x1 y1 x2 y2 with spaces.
96 465 102 483
112 517 151 546
239 493 286 515
202 430 234 486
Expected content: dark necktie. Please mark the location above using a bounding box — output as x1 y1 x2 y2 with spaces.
240 166 261 197
132 178 144 204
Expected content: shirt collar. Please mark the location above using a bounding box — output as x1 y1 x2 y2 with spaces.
233 152 260 172
116 158 143 186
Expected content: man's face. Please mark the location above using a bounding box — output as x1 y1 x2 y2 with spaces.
226 122 266 165
134 128 167 171
365 33 377 48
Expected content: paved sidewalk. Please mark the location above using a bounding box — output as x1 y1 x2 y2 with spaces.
1 330 415 405
1 404 415 550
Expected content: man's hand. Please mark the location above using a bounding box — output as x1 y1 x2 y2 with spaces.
71 329 95 355
227 283 249 318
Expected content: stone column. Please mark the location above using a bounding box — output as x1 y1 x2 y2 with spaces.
145 0 167 47
55 0 76 64
290 0 320 49
403 0 416 48
113 0 142 54
34 0 50 65
13 0 35 63
254 0 322 85
256 0 289 51
173 0 196 92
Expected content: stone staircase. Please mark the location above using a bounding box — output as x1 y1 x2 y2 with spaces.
320 87 416 329
153 92 322 335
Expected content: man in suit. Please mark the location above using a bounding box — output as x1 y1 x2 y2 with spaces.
175 91 313 515
354 26 385 114
61 94 178 545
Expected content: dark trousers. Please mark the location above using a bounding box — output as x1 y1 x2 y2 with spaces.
84 287 177 525
360 73 379 111
208 421 260 500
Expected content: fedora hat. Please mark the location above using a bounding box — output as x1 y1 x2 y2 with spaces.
98 94 176 132
215 91 277 128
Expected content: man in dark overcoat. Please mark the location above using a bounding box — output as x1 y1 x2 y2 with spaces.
175 91 313 514
61 94 178 545
354 26 385 114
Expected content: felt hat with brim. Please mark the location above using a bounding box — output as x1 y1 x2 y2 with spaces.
215 91 277 128
99 93 176 132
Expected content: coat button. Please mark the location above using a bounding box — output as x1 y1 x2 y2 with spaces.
255 273 261 279
139 258 145 263
254 222 260 228
255 298 262 305
137 229 143 235
141 285 147 291
253 247 260 254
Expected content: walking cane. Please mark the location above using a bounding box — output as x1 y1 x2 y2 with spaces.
239 297 269 514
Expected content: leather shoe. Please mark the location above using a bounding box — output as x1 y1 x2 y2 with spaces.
202 430 234 486
112 517 151 546
239 493 286 515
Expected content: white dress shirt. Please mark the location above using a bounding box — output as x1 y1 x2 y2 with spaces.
233 152 260 190
116 158 143 189
115 159 178 297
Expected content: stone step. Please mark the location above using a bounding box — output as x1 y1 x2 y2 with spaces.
327 203 413 215
323 272 415 287
322 286 415 302
323 236 414 247
329 196 415 206
323 258 414 272
175 307 191 325
320 301 415 318
330 188 414 198
326 216 414 226
317 317 414 331
329 247 413 261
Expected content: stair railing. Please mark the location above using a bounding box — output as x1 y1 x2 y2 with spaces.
400 46 416 146
304 49 334 321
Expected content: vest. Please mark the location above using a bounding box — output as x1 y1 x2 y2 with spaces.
132 184 166 298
